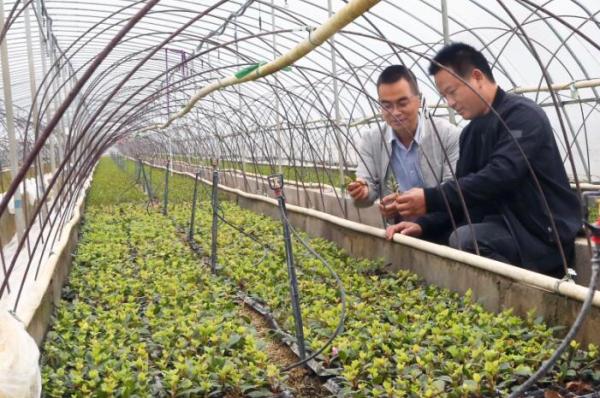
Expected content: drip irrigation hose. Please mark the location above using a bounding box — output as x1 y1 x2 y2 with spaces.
216 206 275 250
214 208 272 267
214 198 346 373
279 210 347 372
509 222 600 397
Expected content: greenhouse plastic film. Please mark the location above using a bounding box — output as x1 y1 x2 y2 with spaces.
0 311 41 398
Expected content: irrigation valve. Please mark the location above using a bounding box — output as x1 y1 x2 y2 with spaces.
268 174 284 198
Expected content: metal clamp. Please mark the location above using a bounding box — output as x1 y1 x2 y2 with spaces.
268 174 284 197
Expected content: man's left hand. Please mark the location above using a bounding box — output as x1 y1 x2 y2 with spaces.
385 222 423 240
395 188 426 217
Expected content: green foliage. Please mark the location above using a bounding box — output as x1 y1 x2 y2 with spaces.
589 203 599 224
164 168 599 396
86 158 146 206
42 159 284 397
44 157 600 397
172 155 356 187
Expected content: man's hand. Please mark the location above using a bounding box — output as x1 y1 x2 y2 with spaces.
395 188 426 217
347 178 369 201
379 192 400 218
385 222 423 240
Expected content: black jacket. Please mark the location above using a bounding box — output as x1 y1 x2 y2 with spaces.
424 87 581 269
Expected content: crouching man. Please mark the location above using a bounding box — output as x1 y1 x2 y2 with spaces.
393 43 581 276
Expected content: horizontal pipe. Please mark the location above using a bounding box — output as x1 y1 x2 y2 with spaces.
511 78 600 94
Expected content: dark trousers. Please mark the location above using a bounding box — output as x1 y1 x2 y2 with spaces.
447 216 566 278
449 218 520 264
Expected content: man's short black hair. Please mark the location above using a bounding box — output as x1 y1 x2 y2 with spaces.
377 65 420 95
428 42 495 82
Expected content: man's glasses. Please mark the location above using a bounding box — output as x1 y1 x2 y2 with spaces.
378 96 418 112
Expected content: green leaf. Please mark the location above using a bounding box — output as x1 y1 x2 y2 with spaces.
225 333 242 349
514 365 532 377
432 379 445 392
246 388 274 397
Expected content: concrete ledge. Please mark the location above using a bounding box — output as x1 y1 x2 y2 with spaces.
153 161 600 346
24 174 93 345
168 161 594 286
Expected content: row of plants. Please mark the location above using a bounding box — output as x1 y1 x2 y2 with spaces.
155 155 356 187
590 202 599 224
0 162 53 193
41 158 289 397
130 158 600 397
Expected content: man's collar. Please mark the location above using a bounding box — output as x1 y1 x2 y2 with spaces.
386 113 423 147
491 86 505 109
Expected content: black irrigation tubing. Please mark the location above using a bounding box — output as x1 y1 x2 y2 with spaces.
215 207 276 251
278 213 347 374
509 230 600 397
240 293 346 395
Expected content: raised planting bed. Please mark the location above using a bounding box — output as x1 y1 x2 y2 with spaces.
41 159 324 397
165 156 356 188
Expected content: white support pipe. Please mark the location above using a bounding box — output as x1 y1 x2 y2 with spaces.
0 0 26 240
137 0 381 134
511 78 600 94
48 38 66 165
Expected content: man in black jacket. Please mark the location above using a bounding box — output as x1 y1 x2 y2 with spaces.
393 43 581 276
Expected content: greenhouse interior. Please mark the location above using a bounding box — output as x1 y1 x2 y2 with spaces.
1 0 600 396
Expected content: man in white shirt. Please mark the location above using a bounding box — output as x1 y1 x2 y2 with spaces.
348 65 460 241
